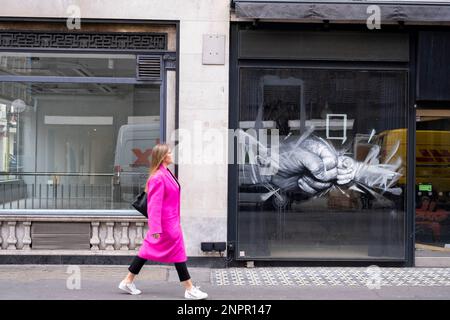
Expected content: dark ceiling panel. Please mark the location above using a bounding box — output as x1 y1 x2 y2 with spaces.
417 31 450 102
239 30 409 62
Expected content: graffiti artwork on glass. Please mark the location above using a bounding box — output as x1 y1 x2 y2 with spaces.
239 126 403 209
238 73 404 209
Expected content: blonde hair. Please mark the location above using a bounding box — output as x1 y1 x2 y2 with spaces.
145 143 170 192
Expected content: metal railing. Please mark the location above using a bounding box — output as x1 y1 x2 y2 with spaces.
0 172 145 210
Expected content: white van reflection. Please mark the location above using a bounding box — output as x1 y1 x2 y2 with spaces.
113 124 160 204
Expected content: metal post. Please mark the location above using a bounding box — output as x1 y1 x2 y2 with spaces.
105 183 108 208
61 184 64 209
54 183 57 209
68 184 71 208
16 183 19 209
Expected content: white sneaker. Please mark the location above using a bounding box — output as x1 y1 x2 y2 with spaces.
185 286 208 300
118 280 142 295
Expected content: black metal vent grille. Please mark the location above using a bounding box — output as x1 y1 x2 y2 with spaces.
0 31 167 51
137 55 162 81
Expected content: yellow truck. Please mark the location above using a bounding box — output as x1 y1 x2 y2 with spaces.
374 129 450 244
374 128 450 196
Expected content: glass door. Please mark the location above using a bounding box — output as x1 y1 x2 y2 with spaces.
415 109 450 256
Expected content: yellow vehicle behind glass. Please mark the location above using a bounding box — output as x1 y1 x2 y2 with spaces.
375 128 450 198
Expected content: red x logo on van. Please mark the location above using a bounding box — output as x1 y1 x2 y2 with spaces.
131 149 151 167
131 139 160 167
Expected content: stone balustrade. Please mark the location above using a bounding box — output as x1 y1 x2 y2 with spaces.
0 214 148 252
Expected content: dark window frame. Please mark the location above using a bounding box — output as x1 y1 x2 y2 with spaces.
0 18 180 215
228 23 417 266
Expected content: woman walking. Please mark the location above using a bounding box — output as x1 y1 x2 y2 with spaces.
119 143 208 300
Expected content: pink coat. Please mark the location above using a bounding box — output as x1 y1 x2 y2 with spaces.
137 163 187 263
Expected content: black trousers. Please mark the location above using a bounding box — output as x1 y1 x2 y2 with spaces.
128 255 191 282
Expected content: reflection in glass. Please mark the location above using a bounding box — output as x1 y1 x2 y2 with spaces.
415 111 450 251
237 68 408 259
0 53 136 78
0 82 160 210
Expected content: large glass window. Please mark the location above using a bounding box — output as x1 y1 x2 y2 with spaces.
237 68 408 260
0 53 161 211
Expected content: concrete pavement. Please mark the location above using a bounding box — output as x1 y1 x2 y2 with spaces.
0 265 449 300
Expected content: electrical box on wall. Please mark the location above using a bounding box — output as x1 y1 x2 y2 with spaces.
201 242 227 252
202 34 225 65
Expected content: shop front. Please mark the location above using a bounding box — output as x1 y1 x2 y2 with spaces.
0 0 231 265
228 0 450 266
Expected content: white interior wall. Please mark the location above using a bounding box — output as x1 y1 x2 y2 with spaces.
18 87 159 188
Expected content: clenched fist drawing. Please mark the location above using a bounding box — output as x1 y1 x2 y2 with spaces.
270 135 339 194
269 135 402 195
239 129 403 197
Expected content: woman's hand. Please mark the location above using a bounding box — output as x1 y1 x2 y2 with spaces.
152 233 161 239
